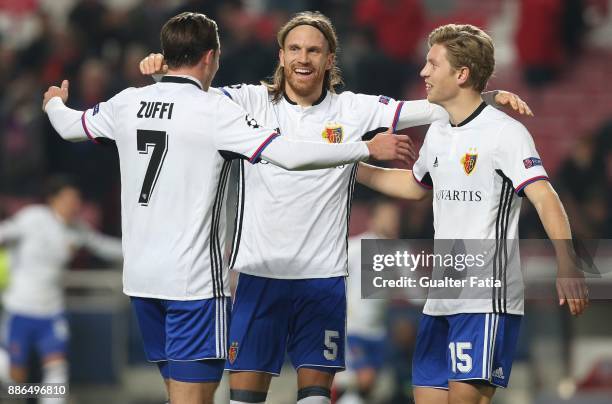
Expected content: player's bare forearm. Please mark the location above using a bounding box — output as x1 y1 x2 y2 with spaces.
525 181 575 270
356 163 428 200
525 180 588 315
525 181 571 241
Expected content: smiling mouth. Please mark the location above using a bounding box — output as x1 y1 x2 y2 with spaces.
294 67 314 77
425 83 433 91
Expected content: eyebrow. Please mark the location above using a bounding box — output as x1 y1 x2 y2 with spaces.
287 43 324 51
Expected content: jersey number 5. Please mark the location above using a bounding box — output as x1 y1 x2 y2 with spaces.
137 129 168 206
324 330 339 361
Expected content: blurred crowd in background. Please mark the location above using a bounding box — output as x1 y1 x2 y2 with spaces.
0 0 611 243
0 0 611 402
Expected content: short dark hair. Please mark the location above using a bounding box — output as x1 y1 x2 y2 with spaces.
43 175 78 200
160 12 219 69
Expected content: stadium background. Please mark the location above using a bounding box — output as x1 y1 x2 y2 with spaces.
0 0 611 403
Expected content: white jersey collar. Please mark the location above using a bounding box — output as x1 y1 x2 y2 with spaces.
282 88 328 109
161 75 203 90
450 101 487 128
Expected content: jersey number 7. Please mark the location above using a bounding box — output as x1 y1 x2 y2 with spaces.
137 129 168 206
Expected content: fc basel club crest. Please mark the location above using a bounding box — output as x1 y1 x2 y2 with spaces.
228 342 239 364
460 148 478 175
322 123 344 143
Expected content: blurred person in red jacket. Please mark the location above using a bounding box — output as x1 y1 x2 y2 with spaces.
354 0 425 97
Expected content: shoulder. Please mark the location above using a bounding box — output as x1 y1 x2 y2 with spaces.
481 106 524 131
334 91 396 118
336 90 389 105
425 119 447 137
14 205 51 223
106 86 141 104
482 107 532 141
218 83 268 99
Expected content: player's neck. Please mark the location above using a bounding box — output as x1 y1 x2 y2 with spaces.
166 68 206 90
50 204 70 224
443 91 483 126
283 84 324 107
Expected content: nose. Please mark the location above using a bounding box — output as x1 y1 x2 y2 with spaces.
297 49 309 64
420 64 429 78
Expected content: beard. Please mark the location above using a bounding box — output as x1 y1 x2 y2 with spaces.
284 64 326 98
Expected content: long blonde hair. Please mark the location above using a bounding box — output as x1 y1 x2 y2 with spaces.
262 11 343 103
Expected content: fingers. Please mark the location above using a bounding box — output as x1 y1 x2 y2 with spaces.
396 146 412 162
61 79 69 92
140 53 164 75
42 86 60 111
370 133 417 162
568 297 578 316
514 96 534 117
500 92 535 117
557 277 590 316
520 99 534 117
397 143 416 160
517 98 525 115
395 135 417 160
509 96 518 111
154 53 164 71
556 281 565 306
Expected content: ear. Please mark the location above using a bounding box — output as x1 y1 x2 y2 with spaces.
457 66 470 86
203 49 215 66
325 52 334 71
279 48 284 67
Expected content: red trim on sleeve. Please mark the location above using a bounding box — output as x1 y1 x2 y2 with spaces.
391 101 405 132
412 170 432 189
515 175 549 195
81 111 100 145
249 132 279 163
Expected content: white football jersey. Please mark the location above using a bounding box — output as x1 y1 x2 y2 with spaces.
346 232 385 338
412 103 549 315
221 84 443 279
0 205 122 316
80 76 282 300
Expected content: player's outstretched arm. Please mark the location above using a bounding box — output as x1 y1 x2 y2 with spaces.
260 132 413 171
137 54 535 120
43 80 89 142
483 90 533 116
81 225 123 262
356 163 429 200
524 181 589 316
0 218 22 245
395 90 533 131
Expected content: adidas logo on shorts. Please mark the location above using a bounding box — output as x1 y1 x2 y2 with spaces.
492 367 505 380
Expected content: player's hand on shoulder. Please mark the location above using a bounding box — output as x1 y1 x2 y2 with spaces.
556 266 589 316
495 90 533 116
366 129 416 163
42 79 69 111
139 53 168 75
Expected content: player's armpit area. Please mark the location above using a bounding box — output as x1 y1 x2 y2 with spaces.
356 163 429 200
